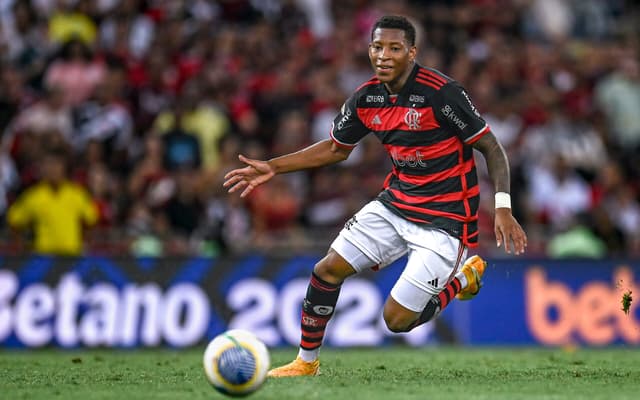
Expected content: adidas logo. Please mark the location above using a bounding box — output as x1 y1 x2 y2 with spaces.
371 115 382 125
427 278 439 287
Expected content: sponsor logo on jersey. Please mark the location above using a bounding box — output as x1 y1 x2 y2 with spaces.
441 105 468 131
461 90 481 117
366 95 385 103
336 108 352 130
409 94 425 103
404 108 421 130
427 278 439 287
371 115 382 125
390 149 427 168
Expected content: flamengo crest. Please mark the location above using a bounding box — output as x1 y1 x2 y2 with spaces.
404 108 421 130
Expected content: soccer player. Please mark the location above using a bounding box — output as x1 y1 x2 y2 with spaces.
224 15 527 376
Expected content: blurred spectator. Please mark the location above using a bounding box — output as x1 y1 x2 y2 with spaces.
126 199 165 257
128 48 175 133
44 38 106 107
271 109 311 199
546 213 607 259
1 0 49 88
198 134 252 254
522 0 575 42
48 0 97 45
591 160 640 255
248 175 307 251
0 151 18 222
482 96 523 155
5 84 72 147
160 107 202 172
526 154 593 233
7 149 98 255
595 49 640 148
72 70 134 175
85 162 118 228
128 134 172 207
153 79 230 170
162 168 204 250
0 65 35 135
595 49 640 182
99 0 155 61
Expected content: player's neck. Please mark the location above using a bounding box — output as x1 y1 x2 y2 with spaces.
384 61 415 94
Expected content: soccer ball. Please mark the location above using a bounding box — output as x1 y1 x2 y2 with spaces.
203 329 270 397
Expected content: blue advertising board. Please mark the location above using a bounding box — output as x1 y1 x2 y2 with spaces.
0 256 638 348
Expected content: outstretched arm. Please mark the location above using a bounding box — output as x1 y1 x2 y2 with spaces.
472 132 528 255
223 139 352 197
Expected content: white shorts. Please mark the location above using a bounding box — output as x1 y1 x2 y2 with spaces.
331 200 467 312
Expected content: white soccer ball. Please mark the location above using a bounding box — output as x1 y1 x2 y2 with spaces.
203 329 270 397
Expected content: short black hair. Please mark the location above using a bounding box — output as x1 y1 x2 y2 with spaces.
371 15 416 46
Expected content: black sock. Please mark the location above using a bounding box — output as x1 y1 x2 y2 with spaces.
409 277 463 329
300 272 341 350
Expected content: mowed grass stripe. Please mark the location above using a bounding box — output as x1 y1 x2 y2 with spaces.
1 347 639 400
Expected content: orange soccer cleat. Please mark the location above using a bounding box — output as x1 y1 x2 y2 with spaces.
456 255 487 301
267 357 320 378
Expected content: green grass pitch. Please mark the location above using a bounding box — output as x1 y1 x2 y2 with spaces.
2 347 640 399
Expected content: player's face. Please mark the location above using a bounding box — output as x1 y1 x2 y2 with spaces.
369 28 416 89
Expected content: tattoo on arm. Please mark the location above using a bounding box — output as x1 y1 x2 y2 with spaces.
472 133 510 193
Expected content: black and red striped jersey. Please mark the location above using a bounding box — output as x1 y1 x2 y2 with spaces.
330 63 490 247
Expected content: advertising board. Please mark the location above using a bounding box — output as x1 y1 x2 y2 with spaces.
0 256 637 347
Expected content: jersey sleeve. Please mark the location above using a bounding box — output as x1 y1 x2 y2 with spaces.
433 83 490 144
330 94 370 148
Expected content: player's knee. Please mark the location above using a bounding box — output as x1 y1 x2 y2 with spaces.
313 250 355 285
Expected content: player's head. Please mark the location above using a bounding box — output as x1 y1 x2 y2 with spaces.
369 16 417 87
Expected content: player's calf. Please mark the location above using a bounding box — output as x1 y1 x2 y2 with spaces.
382 296 421 333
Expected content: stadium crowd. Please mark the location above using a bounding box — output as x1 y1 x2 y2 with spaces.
0 0 638 258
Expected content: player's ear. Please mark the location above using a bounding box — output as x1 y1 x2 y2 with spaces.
409 46 417 62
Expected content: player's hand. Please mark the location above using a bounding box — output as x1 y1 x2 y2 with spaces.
223 155 275 198
494 208 527 255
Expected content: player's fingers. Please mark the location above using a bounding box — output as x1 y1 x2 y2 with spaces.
238 154 259 169
225 167 251 180
223 174 242 187
495 226 504 249
240 183 255 198
504 236 513 254
519 230 528 253
228 180 248 194
511 232 522 255
516 232 526 254
222 176 238 187
501 227 513 254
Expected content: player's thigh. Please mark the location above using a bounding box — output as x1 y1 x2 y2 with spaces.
330 201 408 274
389 233 466 313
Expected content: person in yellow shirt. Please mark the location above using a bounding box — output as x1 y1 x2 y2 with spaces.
153 81 230 169
7 150 98 256
48 1 97 46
